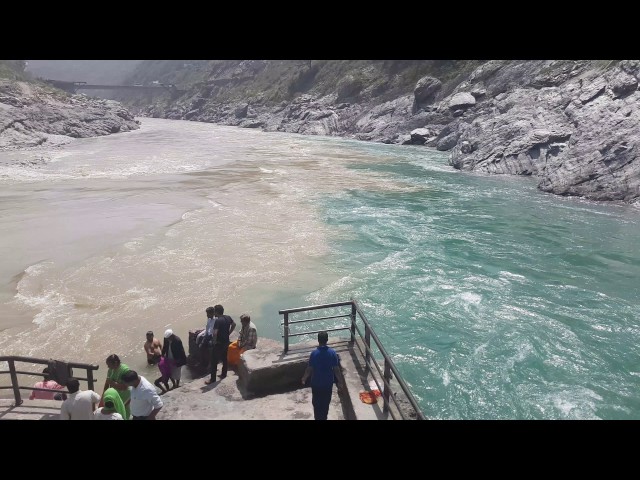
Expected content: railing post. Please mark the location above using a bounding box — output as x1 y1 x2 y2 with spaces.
350 302 356 344
87 367 95 392
284 312 289 353
364 324 371 374
8 359 22 407
382 359 392 414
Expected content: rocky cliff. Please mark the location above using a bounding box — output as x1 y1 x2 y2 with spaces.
0 74 140 151
133 60 640 205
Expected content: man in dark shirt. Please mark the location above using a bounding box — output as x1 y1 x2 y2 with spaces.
205 304 236 384
301 331 344 420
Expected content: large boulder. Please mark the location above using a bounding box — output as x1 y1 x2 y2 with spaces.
414 76 442 107
608 69 638 98
448 92 476 110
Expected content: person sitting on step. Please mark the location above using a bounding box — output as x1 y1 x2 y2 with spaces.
227 313 258 367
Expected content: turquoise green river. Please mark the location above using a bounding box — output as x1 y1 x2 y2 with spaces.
266 136 640 420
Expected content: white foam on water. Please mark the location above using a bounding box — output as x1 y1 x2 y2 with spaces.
181 210 198 220
549 388 602 419
123 236 146 251
440 290 484 313
125 287 158 310
410 159 457 173
48 150 77 162
0 164 74 183
499 271 527 281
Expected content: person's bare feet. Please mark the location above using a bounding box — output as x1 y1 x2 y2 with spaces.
204 379 213 385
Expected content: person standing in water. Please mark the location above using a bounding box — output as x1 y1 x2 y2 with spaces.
144 330 162 365
154 356 173 394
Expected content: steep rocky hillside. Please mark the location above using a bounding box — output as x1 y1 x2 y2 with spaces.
127 59 640 205
0 61 140 150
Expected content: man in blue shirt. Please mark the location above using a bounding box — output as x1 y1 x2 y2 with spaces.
301 331 345 420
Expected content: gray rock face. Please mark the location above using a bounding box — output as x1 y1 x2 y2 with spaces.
0 80 139 150
608 69 638 98
579 76 607 104
449 66 640 202
414 76 442 108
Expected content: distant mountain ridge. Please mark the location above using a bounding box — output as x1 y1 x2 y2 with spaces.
25 60 143 85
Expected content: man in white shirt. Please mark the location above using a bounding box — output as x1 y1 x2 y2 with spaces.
205 306 216 338
122 370 163 420
195 307 216 371
59 378 101 420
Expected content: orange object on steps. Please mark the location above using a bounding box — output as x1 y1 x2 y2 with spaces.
359 389 381 404
227 340 248 366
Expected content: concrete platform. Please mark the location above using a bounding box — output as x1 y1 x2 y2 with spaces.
1 337 415 420
159 337 391 420
274 338 388 420
0 398 63 420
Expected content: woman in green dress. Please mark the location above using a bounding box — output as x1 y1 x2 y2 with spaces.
102 354 131 420
98 387 127 419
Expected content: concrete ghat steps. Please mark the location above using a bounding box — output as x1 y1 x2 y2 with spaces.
0 337 396 420
159 337 390 420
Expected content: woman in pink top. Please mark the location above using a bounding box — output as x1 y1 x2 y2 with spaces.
29 367 66 400
154 356 174 394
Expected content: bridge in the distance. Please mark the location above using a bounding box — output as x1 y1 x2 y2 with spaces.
43 79 184 96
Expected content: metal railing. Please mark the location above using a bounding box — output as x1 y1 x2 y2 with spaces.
0 356 100 407
279 299 426 420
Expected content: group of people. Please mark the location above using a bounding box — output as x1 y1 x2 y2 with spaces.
197 305 258 384
195 304 340 420
54 354 164 420
144 329 187 394
28 332 180 420
28 304 256 420
144 304 258 392
29 305 345 420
